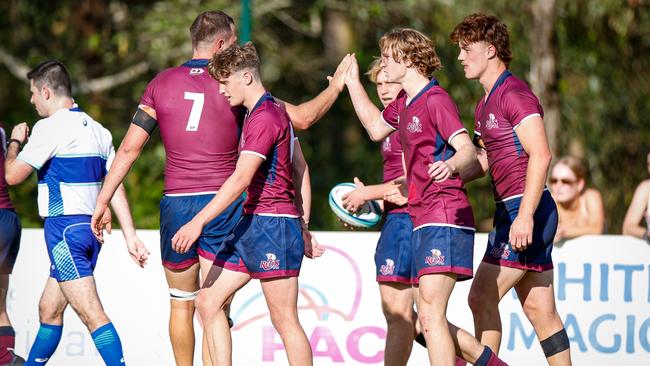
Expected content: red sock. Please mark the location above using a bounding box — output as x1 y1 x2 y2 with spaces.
0 326 15 363
487 351 508 366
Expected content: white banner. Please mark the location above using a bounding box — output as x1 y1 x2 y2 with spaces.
8 230 650 365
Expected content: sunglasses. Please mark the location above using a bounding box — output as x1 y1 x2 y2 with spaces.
549 178 576 185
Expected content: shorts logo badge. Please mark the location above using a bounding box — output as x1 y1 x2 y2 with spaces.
486 113 498 129
425 249 445 266
380 258 395 275
407 116 422 133
490 242 511 259
260 252 280 270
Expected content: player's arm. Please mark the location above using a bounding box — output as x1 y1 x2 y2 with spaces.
108 184 150 267
427 131 477 182
172 154 263 254
92 107 154 236
292 139 311 224
510 116 552 251
622 180 650 241
460 145 488 182
291 140 324 258
342 178 402 213
284 54 353 130
346 55 394 142
5 122 34 185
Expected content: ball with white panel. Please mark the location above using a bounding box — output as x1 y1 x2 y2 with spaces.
328 182 382 228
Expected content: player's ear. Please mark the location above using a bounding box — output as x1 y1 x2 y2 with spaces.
242 71 254 86
42 86 51 100
487 44 497 60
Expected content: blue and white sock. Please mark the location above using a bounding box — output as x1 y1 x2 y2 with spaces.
25 323 63 365
91 322 125 365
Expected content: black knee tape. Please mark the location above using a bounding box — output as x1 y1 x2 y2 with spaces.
540 329 570 357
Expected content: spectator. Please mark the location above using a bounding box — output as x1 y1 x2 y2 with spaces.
622 150 650 243
550 156 605 243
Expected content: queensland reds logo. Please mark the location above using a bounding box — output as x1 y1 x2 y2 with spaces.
490 242 511 259
407 116 422 133
380 258 395 275
425 249 445 266
486 113 499 129
259 253 280 270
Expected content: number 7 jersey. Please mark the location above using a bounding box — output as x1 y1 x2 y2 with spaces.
139 59 245 195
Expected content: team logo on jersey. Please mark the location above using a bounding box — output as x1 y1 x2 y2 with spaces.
485 113 499 129
260 253 280 270
425 249 445 266
380 258 395 275
490 242 511 259
382 137 392 152
407 116 422 133
189 68 204 75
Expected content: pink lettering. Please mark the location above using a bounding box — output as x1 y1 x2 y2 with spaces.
346 326 385 363
310 326 344 362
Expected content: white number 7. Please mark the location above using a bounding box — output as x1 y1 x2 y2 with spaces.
184 92 204 131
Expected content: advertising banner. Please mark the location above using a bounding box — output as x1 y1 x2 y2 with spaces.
8 230 650 365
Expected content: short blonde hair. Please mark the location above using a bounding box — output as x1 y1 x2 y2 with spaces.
379 28 441 77
365 59 382 84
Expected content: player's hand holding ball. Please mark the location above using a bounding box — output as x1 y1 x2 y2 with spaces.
342 177 367 213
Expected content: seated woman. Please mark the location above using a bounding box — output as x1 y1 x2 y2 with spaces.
622 150 650 243
550 156 605 243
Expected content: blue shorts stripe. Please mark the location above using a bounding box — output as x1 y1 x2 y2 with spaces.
51 240 79 281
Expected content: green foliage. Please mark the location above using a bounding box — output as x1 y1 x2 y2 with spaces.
1 0 649 232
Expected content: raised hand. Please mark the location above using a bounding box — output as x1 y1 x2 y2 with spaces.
327 53 353 92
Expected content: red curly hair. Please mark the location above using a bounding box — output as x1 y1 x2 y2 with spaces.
450 13 512 66
379 28 441 77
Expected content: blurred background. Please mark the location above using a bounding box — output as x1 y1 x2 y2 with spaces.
1 0 649 231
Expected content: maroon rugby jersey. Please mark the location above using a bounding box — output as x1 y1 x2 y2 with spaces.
474 70 544 201
240 92 299 217
140 59 244 194
382 80 475 230
381 132 407 214
0 126 14 209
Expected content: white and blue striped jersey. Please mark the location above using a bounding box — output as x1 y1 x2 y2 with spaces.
18 107 115 217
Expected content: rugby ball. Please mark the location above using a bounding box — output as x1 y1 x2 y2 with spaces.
328 182 382 228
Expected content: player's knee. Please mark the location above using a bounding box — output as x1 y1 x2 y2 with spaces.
540 329 570 358
381 305 411 326
194 292 219 320
522 298 556 326
38 302 64 324
268 309 298 333
467 289 484 315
